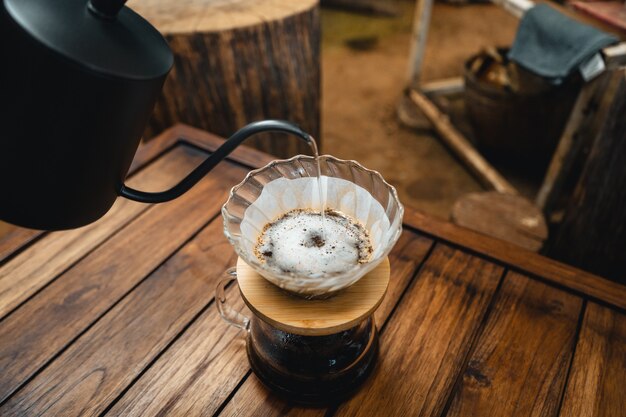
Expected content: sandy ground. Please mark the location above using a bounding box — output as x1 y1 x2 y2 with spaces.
321 1 518 218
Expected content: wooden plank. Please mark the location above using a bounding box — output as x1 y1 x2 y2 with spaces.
0 218 239 416
113 231 433 417
218 232 433 417
217 376 326 417
546 69 626 283
0 146 204 320
371 232 433 326
421 77 464 96
335 244 503 416
141 125 626 310
446 272 583 417
451 192 547 252
408 89 518 195
603 42 626 69
403 207 626 311
0 225 40 265
0 148 246 403
537 61 626 216
559 302 626 417
104 287 250 417
535 74 608 213
406 0 434 86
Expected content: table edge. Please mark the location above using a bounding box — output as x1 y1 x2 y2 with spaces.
147 124 626 311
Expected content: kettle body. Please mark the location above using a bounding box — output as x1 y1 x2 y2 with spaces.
0 0 313 231
0 0 173 229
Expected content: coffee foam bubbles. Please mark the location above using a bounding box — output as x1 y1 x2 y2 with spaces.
235 176 401 294
255 209 372 279
239 176 392 260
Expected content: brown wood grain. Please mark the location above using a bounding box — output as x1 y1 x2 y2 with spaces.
218 375 326 417
128 0 318 33
403 207 626 310
547 69 626 283
451 191 547 252
559 302 626 417
218 231 433 417
147 123 626 307
0 225 40 265
105 287 250 417
0 149 246 403
535 73 609 214
371 232 433 326
335 244 503 417
0 147 204 320
138 125 626 313
0 218 239 416
131 0 321 158
116 231 432 417
237 257 389 336
3 122 625 416
446 272 583 417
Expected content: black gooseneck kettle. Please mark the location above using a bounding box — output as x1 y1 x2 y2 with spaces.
0 0 312 230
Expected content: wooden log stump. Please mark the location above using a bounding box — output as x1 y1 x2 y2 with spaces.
128 0 320 158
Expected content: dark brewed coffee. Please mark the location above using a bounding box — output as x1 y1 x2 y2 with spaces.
247 316 379 405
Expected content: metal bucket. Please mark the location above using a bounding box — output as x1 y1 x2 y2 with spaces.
464 48 580 164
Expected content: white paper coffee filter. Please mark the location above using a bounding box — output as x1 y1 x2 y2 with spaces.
222 155 403 297
240 176 391 260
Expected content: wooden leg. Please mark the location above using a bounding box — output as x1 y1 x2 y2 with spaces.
406 0 434 87
421 77 465 95
409 89 518 195
535 76 605 212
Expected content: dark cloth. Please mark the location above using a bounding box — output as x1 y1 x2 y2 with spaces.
508 4 617 80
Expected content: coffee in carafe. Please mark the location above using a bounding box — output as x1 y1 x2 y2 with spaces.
219 154 404 404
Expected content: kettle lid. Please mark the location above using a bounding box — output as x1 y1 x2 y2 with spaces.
4 0 173 80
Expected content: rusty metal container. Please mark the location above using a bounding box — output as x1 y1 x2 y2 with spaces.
464 48 580 163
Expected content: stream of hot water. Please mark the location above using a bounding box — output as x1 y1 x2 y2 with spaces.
307 136 327 242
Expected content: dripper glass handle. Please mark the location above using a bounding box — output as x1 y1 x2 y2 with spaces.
215 267 250 332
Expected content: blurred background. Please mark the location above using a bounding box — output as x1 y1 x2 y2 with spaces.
2 0 626 281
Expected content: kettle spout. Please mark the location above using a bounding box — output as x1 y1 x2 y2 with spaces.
119 120 314 204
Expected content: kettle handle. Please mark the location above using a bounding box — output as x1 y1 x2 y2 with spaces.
119 120 313 203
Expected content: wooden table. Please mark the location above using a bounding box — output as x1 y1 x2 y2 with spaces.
0 125 624 417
